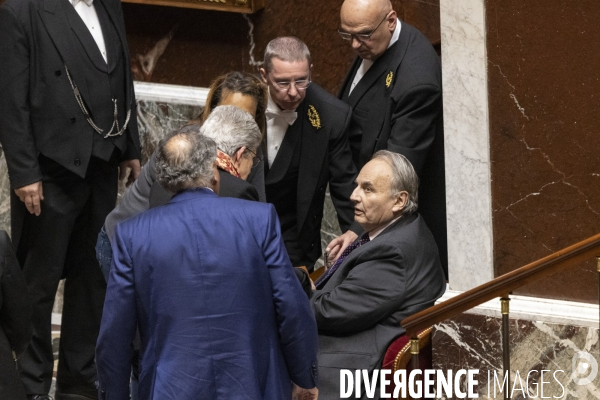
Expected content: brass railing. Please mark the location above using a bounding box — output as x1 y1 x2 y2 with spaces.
401 232 600 400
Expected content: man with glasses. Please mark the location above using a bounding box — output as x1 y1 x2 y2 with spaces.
332 0 448 276
259 36 359 271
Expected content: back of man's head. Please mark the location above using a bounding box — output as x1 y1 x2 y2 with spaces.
263 36 311 72
200 105 262 158
155 129 217 193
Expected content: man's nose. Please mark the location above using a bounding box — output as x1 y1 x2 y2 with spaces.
288 83 299 97
351 37 362 50
350 187 359 203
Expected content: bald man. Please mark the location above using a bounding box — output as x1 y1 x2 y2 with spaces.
331 0 448 274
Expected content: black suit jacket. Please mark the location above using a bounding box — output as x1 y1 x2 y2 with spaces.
0 230 32 399
339 21 448 274
265 84 358 264
149 168 259 208
311 214 445 399
0 0 140 189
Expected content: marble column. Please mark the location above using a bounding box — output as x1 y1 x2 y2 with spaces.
441 0 494 290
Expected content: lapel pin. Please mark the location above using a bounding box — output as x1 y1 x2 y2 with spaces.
307 105 322 130
386 71 394 88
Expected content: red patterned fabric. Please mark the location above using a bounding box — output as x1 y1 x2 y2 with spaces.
216 150 241 178
381 330 433 398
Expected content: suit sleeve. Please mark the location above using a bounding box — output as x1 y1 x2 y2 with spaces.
327 107 359 233
0 5 41 189
112 0 140 163
262 205 318 389
0 231 32 356
388 83 441 176
96 223 138 400
105 154 156 241
311 242 406 335
120 87 140 162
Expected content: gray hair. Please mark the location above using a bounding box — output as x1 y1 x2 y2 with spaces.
155 129 217 193
264 36 311 72
371 150 419 215
199 105 262 157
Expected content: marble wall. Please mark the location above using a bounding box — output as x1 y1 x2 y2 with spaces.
487 0 600 302
433 312 600 399
123 0 441 93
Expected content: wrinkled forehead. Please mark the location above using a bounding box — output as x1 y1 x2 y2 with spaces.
357 159 393 187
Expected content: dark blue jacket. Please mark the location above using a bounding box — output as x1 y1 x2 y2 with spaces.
96 189 318 399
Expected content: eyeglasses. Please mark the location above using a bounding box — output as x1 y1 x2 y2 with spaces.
246 148 262 168
338 12 390 42
267 75 311 92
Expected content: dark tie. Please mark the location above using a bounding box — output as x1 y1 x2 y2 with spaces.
315 232 370 289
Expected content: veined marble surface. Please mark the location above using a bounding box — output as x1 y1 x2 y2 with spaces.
440 0 494 291
433 313 600 399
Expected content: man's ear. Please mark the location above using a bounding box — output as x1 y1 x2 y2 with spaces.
392 191 409 213
259 68 267 82
388 10 397 32
234 147 246 163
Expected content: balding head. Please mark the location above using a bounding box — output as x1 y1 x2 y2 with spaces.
340 0 396 61
155 129 219 194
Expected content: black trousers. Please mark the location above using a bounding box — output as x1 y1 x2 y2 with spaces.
14 155 117 398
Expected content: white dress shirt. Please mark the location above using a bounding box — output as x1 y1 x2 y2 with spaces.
70 0 108 63
349 19 402 95
265 93 298 167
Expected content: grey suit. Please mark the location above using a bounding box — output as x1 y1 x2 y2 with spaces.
311 213 445 399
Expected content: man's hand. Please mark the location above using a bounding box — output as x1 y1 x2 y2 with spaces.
326 230 358 263
292 383 318 400
119 159 141 187
15 181 44 216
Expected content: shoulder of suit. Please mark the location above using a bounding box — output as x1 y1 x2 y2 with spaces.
391 22 441 89
306 83 352 119
1 0 37 15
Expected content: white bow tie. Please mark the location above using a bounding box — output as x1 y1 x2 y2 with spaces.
266 109 298 126
72 0 94 7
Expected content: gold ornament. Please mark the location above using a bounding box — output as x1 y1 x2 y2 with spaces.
386 71 393 88
308 105 322 130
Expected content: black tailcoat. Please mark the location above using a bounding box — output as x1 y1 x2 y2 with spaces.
265 84 358 267
0 0 139 395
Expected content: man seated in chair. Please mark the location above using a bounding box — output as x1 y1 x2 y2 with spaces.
96 130 318 400
311 150 446 399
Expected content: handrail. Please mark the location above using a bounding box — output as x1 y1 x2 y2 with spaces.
401 232 600 337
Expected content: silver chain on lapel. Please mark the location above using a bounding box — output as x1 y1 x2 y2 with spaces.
64 64 131 138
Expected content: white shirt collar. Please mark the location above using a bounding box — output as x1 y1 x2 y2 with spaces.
388 18 401 49
368 216 401 241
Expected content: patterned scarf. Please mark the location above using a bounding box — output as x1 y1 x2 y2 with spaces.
216 150 241 178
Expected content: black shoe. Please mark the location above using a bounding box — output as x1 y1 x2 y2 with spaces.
27 396 53 400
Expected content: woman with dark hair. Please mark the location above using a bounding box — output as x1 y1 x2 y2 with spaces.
195 71 267 136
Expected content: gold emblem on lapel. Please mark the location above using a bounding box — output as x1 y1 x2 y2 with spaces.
307 105 322 130
385 71 393 88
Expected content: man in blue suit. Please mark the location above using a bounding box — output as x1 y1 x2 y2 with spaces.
96 130 319 400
